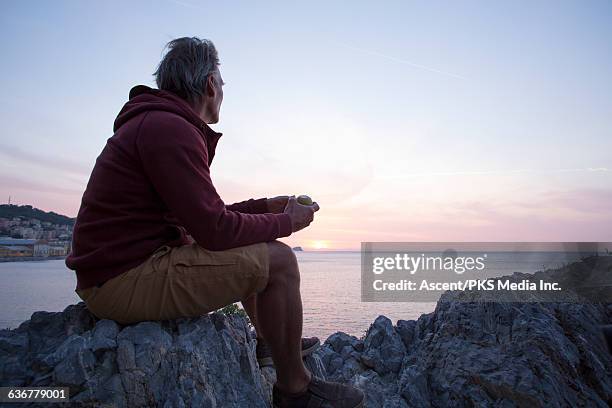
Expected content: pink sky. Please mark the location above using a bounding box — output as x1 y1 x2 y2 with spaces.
1 2 611 250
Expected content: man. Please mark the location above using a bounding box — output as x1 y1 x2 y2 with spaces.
66 37 364 407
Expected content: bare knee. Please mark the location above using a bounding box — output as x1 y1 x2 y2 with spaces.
266 241 299 287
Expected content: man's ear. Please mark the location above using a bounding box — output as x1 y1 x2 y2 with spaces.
206 75 216 97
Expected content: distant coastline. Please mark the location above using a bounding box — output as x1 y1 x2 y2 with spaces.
0 256 66 263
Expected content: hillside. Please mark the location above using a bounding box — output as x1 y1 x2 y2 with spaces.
0 205 74 226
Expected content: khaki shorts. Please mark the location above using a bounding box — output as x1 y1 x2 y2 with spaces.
75 242 269 324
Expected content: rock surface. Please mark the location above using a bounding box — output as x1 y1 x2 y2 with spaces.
0 257 611 407
317 256 612 407
0 306 278 407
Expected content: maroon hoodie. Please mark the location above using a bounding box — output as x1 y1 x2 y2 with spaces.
66 85 292 289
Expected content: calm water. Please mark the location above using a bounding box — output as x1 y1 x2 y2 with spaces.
0 251 583 340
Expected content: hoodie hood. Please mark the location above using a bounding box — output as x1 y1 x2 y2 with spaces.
114 85 222 161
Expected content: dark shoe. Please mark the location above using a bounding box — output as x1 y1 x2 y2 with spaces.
273 376 365 408
257 337 320 367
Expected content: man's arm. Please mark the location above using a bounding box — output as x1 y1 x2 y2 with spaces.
137 114 292 250
226 196 289 214
226 198 269 214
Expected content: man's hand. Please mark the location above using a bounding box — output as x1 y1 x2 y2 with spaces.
267 195 289 213
283 196 320 233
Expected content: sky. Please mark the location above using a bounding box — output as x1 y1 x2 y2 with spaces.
1 1 611 250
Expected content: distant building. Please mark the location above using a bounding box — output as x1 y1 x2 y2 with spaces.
0 237 37 246
0 245 33 257
41 230 57 240
0 237 43 257
34 242 50 257
48 246 67 256
25 228 35 238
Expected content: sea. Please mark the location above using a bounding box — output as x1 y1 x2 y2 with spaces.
0 251 586 340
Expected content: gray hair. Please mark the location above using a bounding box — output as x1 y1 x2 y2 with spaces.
154 37 220 104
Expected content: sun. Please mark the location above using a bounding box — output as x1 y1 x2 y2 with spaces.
311 240 329 250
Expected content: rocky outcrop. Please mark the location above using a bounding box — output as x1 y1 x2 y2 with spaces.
318 256 612 407
0 306 273 407
319 301 611 407
0 302 326 408
0 257 610 407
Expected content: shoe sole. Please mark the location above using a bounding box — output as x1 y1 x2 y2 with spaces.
258 339 321 367
273 394 364 408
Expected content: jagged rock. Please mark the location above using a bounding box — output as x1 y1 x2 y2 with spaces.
361 316 406 376
0 257 610 407
0 307 278 407
314 256 612 407
395 320 416 350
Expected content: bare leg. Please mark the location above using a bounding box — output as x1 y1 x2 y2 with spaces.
256 241 310 393
241 294 263 340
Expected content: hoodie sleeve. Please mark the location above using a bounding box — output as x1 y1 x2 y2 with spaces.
226 198 269 214
136 113 292 250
